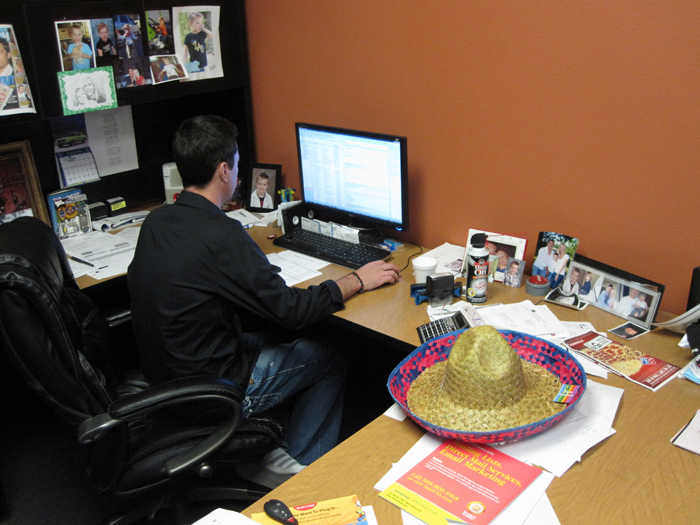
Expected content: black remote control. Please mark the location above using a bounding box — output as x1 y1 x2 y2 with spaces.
264 499 298 525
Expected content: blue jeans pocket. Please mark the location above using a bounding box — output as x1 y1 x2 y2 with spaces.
243 392 282 418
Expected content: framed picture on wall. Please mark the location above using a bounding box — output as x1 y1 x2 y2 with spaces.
247 163 281 213
0 141 49 225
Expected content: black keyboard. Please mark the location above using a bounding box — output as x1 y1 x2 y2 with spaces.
273 228 391 270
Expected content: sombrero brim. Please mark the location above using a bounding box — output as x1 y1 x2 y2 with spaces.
387 328 587 444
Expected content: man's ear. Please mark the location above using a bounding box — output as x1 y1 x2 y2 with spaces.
217 161 230 181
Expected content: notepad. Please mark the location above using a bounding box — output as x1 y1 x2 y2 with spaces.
671 409 700 455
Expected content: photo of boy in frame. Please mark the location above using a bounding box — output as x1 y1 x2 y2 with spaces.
503 258 524 288
248 164 281 212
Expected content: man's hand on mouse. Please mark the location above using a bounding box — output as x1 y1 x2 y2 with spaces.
337 260 401 300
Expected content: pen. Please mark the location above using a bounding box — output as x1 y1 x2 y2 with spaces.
67 255 95 267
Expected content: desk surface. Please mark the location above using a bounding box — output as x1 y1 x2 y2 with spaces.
78 223 700 523
241 227 700 525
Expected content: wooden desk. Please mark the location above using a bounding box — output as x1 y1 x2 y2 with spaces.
77 223 700 523
241 226 700 525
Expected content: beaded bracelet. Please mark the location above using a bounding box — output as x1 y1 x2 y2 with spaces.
350 271 364 293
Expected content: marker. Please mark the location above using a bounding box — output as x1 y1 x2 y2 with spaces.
67 255 95 267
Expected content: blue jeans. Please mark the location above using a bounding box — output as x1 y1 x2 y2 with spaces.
532 265 547 277
549 272 564 289
240 333 349 466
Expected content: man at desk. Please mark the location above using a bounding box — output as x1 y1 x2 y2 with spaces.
127 115 400 489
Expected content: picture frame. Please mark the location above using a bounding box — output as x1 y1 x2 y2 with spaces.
531 231 580 290
503 257 525 288
566 254 664 330
461 229 528 282
0 141 49 226
247 163 281 213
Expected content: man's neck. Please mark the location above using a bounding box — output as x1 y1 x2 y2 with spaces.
185 185 224 209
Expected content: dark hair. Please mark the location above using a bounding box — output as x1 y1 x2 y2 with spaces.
172 115 239 188
0 38 9 55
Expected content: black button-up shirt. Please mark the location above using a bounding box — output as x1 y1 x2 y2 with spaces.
127 191 344 387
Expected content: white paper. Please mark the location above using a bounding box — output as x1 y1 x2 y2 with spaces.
266 251 327 286
671 409 700 455
253 210 279 226
383 403 408 421
422 242 466 276
61 231 136 280
523 494 560 525
226 208 260 228
84 106 138 176
464 301 566 336
192 508 260 525
499 380 623 477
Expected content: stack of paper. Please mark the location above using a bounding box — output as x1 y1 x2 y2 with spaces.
462 301 567 338
375 433 555 525
499 381 623 476
61 230 137 280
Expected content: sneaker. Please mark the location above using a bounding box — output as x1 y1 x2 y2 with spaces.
235 448 306 489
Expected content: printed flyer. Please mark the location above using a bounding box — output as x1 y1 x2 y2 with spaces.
251 495 366 525
379 440 542 525
564 331 680 391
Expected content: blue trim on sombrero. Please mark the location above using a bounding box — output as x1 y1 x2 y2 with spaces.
387 328 588 444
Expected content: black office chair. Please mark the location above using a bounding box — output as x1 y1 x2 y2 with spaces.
0 217 284 525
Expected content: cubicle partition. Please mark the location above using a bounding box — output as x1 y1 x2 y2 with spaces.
0 0 255 211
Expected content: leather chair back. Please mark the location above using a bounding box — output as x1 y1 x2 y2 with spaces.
0 217 115 425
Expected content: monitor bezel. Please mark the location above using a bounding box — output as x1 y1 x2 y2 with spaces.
295 122 409 232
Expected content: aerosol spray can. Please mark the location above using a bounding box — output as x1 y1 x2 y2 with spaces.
466 233 489 303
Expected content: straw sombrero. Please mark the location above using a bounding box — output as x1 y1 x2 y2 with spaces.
388 326 586 444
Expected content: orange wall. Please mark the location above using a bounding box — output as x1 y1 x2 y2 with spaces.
245 1 700 315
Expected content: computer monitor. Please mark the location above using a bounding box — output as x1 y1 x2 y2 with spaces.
296 122 409 234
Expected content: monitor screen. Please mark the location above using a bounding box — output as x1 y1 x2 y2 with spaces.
296 122 409 232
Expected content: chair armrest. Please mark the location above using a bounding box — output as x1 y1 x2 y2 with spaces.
78 376 245 476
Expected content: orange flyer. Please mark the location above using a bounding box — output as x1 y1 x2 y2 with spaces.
379 440 541 525
251 495 366 525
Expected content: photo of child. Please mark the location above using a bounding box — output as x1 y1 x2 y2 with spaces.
91 19 117 67
172 6 223 81
149 55 188 84
114 14 144 59
250 172 273 209
503 258 524 288
147 10 174 55
56 21 95 72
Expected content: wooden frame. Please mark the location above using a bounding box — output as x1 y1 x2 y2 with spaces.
0 141 49 226
247 163 281 213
